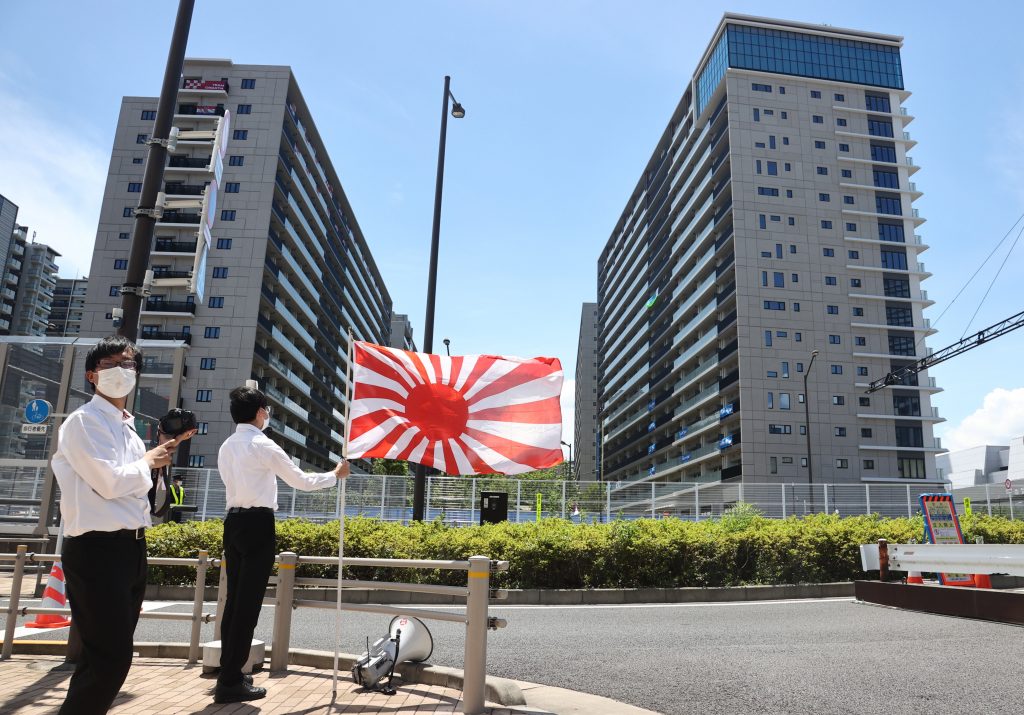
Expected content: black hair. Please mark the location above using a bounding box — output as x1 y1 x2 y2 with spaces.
85 335 143 374
229 386 268 424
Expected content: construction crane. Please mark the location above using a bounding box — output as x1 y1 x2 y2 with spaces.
866 308 1024 393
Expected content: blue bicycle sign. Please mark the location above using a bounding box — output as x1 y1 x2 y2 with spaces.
25 399 51 424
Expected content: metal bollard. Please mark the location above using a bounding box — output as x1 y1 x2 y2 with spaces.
878 539 889 582
214 557 228 641
270 552 297 672
189 550 209 664
462 555 491 715
2 545 27 660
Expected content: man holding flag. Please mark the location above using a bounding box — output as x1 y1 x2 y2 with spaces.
214 385 349 704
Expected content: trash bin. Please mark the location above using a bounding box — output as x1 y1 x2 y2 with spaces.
480 492 508 525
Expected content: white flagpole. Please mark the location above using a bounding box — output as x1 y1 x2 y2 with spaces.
333 330 356 700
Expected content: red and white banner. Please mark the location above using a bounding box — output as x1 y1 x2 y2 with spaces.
347 342 563 475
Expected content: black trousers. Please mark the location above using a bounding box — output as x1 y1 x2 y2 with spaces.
59 534 147 715
218 510 276 686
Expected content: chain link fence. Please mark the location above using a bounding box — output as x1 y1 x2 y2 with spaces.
4 465 1018 527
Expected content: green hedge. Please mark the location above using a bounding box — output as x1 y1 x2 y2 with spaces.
143 513 1024 588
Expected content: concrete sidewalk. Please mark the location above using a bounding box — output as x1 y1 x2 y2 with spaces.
0 655 658 714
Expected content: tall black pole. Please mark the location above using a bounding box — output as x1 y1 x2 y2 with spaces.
118 0 195 341
803 350 819 493
413 75 452 522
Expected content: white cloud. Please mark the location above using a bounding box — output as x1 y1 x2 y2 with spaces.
0 86 107 278
559 377 575 459
939 387 1024 451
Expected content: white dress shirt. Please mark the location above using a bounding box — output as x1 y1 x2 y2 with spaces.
218 424 337 509
52 395 152 537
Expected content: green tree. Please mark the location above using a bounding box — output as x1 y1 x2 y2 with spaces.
371 458 410 475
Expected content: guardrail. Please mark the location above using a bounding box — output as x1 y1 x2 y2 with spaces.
859 539 1024 578
1 544 508 715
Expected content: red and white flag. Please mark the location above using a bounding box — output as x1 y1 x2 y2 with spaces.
346 342 564 475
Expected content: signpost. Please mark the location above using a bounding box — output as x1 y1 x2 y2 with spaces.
1006 478 1013 493
25 399 51 424
920 493 974 586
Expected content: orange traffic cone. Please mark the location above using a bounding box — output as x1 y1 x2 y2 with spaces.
974 574 992 589
25 561 72 628
906 571 924 584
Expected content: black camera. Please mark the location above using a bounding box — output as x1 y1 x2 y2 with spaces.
158 408 197 437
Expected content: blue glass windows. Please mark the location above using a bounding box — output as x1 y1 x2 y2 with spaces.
878 221 905 242
868 119 894 137
875 194 902 215
873 170 899 188
752 83 772 92
870 143 897 163
865 93 892 112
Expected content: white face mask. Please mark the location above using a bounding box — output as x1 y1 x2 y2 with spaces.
260 407 271 431
96 366 137 399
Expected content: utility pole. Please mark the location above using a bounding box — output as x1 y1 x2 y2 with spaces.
117 0 196 341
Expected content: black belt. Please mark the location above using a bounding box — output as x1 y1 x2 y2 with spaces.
227 506 274 514
72 527 146 540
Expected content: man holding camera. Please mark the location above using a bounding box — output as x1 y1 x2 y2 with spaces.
214 385 349 703
52 336 195 715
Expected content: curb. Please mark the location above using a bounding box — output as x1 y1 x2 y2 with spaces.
145 581 856 604
9 641 527 707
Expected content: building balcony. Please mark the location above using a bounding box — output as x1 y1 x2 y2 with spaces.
142 299 196 315
167 155 211 169
157 212 201 226
175 104 225 117
153 239 198 253
164 183 206 196
140 331 192 345
151 269 191 280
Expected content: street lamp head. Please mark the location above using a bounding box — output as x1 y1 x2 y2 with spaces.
560 440 571 447
450 102 466 119
811 350 820 357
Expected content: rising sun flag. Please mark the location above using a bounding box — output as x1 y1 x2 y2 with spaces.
346 342 564 475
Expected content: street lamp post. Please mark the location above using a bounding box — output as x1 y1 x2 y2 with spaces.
561 440 573 481
803 349 820 497
413 76 465 522
443 338 451 356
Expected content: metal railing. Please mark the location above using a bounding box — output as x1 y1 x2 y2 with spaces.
1 544 507 715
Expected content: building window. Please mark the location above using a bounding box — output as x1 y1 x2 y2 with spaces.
817 166 828 175
196 422 209 435
835 426 847 436
839 143 850 152
843 196 854 205
862 428 873 439
196 389 213 402
814 140 826 149
811 90 821 98
779 393 791 410
204 327 220 338
758 187 779 197
237 104 252 114
200 357 217 370
752 83 772 92
855 336 867 346
767 161 778 175
128 182 142 192
216 238 232 249
831 364 843 374
813 115 824 124
220 210 236 221
753 108 760 122
791 273 799 283
827 305 839 315
823 249 834 259
825 276 837 285
836 117 847 127
788 217 795 225
765 330 772 347
119 232 130 240
241 79 256 89
828 334 841 345
871 143 897 163
781 361 790 378
835 459 849 469
229 155 245 166
857 367 869 376
852 307 864 316
863 460 875 470
785 162 792 172
208 296 224 308
850 278 862 288
212 267 229 278
136 133 148 144
846 222 857 231
114 259 128 269
773 272 785 288
859 397 871 407
224 182 240 193
764 301 786 310
188 455 206 467
821 220 832 229
819 193 830 202
768 424 791 435
141 110 157 120
834 93 845 102
770 456 778 474
132 157 145 165
109 286 120 297
123 207 134 218
232 129 248 140
832 395 845 405
767 392 774 409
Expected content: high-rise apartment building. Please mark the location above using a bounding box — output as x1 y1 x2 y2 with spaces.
0 195 19 333
573 302 599 480
389 313 417 351
597 15 944 497
11 240 60 336
81 59 394 470
47 278 89 337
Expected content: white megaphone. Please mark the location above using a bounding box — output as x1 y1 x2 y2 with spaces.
352 615 433 693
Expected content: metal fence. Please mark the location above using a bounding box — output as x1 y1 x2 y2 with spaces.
5 465 1018 525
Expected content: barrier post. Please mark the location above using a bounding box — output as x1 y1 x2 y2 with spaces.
271 552 297 671
214 557 228 640
188 549 209 664
1 545 27 660
462 555 490 715
878 539 889 582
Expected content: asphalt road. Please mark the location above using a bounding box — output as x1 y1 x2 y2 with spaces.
6 597 1024 714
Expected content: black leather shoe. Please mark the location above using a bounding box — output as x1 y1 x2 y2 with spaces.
242 674 253 685
214 681 266 703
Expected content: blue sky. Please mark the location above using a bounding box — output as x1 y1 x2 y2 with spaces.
2 1 1024 455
